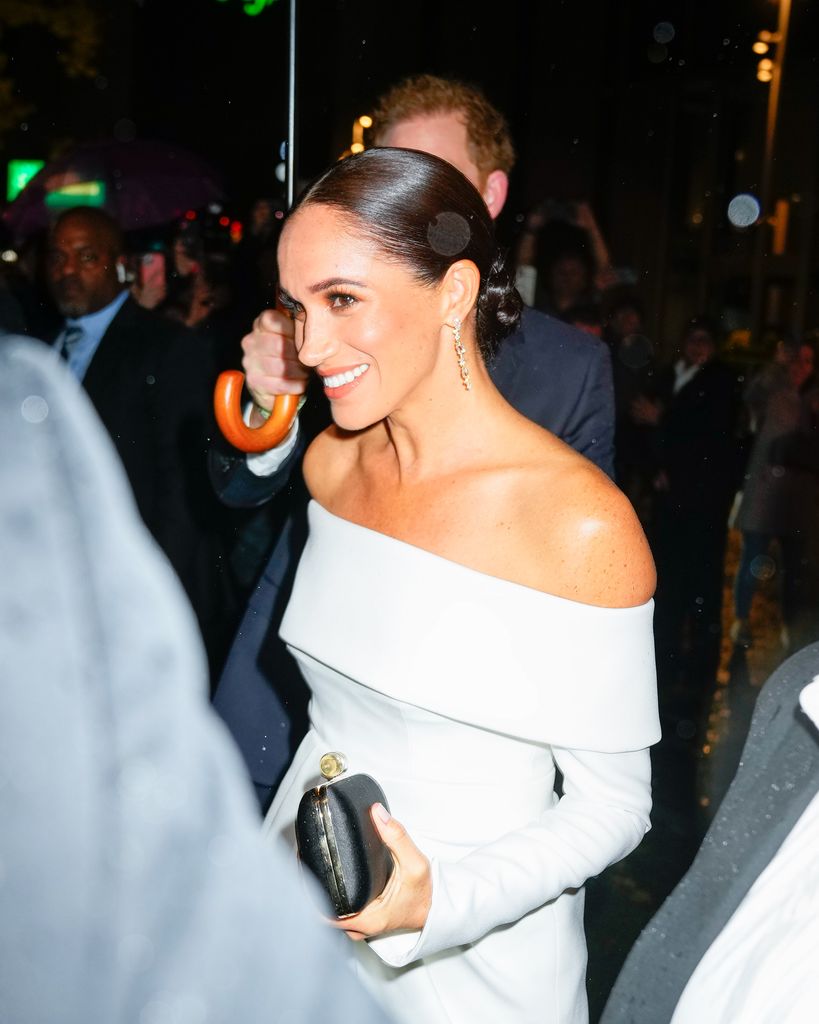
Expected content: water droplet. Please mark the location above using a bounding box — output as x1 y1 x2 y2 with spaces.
113 118 137 143
21 395 48 423
427 211 471 256
618 334 653 369
750 554 776 581
727 193 761 228
653 21 675 44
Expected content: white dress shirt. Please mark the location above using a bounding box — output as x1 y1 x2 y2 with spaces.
672 678 819 1024
57 289 130 382
672 358 701 395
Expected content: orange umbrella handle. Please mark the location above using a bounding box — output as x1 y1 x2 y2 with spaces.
213 370 300 453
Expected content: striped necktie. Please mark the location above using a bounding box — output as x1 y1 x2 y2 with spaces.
59 325 85 362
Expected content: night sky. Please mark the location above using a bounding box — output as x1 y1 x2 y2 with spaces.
3 0 819 335
7 1 813 211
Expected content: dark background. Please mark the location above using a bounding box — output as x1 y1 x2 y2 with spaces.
3 0 819 348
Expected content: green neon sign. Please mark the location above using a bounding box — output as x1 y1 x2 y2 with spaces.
44 181 107 211
215 0 278 15
7 159 45 202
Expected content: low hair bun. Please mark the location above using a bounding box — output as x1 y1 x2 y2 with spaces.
476 249 523 356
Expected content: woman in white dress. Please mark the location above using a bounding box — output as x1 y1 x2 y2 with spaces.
263 147 659 1024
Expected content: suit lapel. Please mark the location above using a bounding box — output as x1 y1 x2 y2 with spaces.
81 300 138 421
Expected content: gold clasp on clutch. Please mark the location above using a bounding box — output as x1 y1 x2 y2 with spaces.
319 751 348 781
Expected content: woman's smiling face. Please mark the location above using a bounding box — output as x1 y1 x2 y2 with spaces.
277 203 445 431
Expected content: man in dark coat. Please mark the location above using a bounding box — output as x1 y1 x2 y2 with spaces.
209 75 617 810
638 317 742 727
46 206 235 681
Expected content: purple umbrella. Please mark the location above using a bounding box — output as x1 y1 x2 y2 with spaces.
2 139 225 241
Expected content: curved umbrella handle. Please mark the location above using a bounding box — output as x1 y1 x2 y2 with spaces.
213 370 300 453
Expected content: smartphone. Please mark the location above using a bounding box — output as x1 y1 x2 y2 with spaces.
139 252 167 292
135 251 168 308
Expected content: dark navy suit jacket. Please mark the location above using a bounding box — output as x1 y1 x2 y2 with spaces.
210 307 615 805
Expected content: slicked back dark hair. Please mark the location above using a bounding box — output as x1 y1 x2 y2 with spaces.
288 147 521 356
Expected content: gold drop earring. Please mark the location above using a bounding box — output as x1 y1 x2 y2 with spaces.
452 317 472 392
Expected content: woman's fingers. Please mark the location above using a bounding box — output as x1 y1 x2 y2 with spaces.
325 806 432 938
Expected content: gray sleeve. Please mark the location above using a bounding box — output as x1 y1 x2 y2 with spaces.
0 336 391 1024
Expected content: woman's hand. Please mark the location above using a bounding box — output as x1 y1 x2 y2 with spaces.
330 803 432 942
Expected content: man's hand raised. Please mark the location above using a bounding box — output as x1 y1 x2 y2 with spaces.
242 309 310 426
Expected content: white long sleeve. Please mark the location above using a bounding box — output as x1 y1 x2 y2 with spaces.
370 745 651 966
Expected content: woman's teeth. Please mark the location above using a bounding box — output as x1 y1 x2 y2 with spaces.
323 364 370 389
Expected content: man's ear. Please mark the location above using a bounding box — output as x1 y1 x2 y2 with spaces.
440 259 481 325
482 170 509 221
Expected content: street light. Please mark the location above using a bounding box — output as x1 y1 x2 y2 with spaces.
749 0 792 344
757 58 774 83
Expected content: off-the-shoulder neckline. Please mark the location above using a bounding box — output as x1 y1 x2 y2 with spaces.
308 500 653 614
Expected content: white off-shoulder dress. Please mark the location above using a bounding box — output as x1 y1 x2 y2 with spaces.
263 501 660 1024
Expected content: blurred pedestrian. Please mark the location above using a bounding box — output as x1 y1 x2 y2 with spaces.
732 338 819 651
634 316 742 733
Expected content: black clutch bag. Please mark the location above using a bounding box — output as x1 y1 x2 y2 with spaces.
295 751 394 918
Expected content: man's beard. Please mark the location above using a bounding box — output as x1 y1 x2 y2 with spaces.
53 283 89 319
56 299 87 318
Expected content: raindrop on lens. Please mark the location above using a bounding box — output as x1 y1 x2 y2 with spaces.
727 194 761 228
750 555 776 581
21 395 48 423
647 42 667 64
653 21 675 44
427 212 471 257
676 720 696 740
618 334 654 370
113 118 137 143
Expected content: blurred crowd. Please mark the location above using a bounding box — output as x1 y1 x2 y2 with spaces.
2 176 819 726
513 195 819 746
0 196 289 688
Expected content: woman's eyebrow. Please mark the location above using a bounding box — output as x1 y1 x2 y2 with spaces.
309 277 367 293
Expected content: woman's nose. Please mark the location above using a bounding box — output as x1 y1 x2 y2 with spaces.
298 323 339 367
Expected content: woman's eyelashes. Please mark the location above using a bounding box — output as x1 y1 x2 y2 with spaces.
278 290 358 319
277 292 303 321
326 291 358 311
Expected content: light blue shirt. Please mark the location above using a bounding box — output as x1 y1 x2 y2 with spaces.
58 289 130 382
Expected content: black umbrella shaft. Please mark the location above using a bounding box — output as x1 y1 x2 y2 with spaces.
286 0 297 209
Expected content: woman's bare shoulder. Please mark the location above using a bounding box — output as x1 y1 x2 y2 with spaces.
302 425 360 502
515 454 656 608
